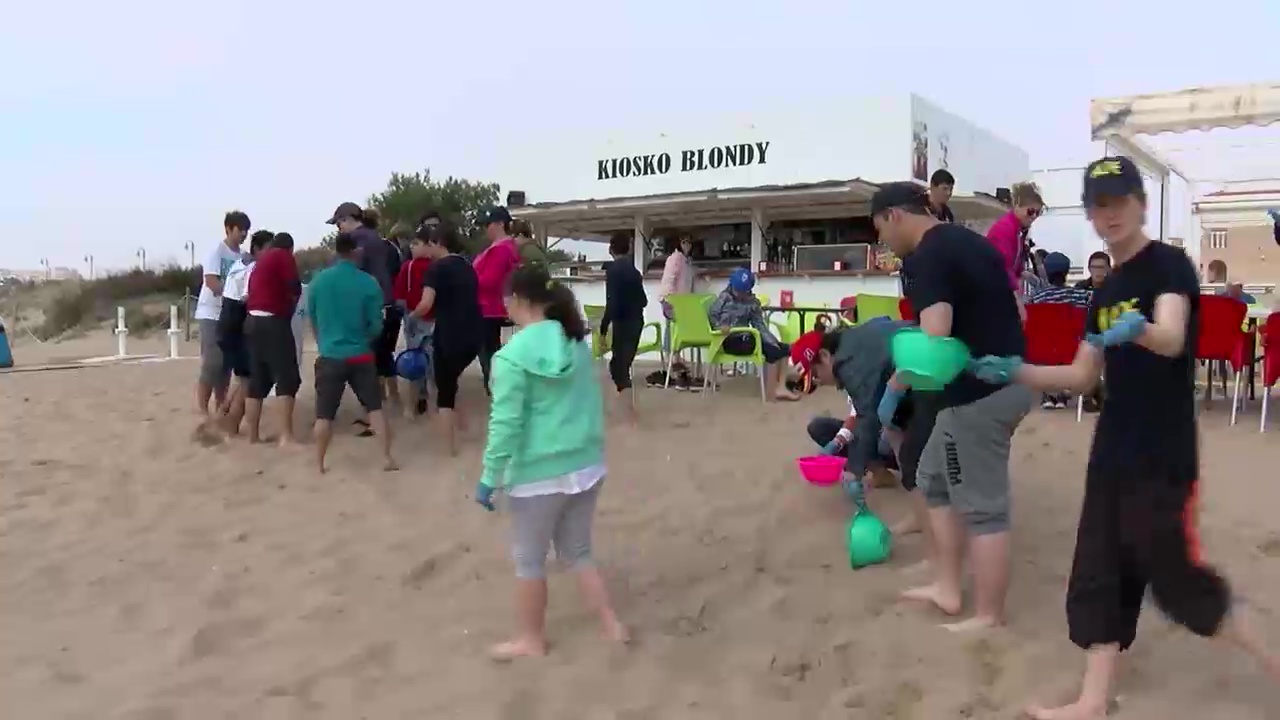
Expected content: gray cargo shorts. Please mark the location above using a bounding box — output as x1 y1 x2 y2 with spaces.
917 384 1033 535
198 318 230 390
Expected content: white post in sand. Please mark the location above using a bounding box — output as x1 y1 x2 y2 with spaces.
114 306 129 357
166 305 181 359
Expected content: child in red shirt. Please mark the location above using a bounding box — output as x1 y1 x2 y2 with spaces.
394 234 435 415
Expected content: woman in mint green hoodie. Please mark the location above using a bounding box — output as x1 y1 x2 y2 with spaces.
475 265 628 660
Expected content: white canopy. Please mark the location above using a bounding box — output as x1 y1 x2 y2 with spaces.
1091 83 1280 138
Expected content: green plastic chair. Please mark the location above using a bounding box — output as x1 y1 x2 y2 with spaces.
706 325 767 402
584 303 663 362
855 294 902 325
664 293 717 388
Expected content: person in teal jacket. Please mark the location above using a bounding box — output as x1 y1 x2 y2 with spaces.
475 265 627 661
306 232 395 474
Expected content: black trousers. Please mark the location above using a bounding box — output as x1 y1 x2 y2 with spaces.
245 314 301 400
374 305 403 378
1066 464 1230 651
434 337 479 410
607 319 642 392
478 317 505 392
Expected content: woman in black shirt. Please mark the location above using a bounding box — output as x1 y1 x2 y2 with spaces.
408 222 483 455
599 232 648 421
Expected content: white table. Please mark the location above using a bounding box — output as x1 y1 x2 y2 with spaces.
1247 305 1275 320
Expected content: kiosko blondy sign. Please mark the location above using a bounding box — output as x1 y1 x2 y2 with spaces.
597 141 771 181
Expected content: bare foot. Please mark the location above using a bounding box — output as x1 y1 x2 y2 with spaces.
603 619 630 645
489 638 547 662
317 462 328 475
942 615 1001 633
383 458 400 472
890 515 922 535
278 436 302 450
899 583 962 616
901 559 932 575
1022 700 1108 719
773 390 801 402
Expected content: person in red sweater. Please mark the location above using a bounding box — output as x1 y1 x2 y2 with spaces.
244 233 302 447
394 230 435 415
472 207 526 395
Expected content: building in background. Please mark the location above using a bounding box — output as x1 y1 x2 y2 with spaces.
0 267 81 283
1194 181 1280 283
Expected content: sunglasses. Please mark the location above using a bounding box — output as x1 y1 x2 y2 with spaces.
1024 207 1042 218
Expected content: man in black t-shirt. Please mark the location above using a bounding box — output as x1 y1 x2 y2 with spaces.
871 182 1033 632
968 156 1279 718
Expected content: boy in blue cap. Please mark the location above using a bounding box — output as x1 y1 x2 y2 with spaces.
707 267 799 401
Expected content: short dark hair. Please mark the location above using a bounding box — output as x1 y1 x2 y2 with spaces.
1047 270 1069 286
224 210 251 233
1086 251 1111 267
608 232 632 256
249 230 275 254
929 169 955 187
819 328 842 356
271 232 294 250
334 232 358 255
419 221 465 254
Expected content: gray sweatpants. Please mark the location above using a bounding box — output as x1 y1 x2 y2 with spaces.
917 385 1033 535
509 482 603 579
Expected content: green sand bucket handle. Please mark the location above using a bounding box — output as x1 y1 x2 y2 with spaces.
891 327 972 392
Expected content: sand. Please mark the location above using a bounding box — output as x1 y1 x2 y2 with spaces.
2 333 1279 719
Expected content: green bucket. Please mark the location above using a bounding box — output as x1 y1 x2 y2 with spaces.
847 509 892 569
891 327 971 391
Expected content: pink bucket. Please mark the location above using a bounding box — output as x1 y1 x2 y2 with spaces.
796 455 845 486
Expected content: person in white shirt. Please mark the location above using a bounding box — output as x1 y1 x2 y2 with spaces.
194 210 251 416
211 229 272 435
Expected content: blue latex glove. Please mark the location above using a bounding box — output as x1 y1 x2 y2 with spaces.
969 355 1023 385
1087 310 1147 348
821 438 843 455
878 386 905 428
474 483 495 512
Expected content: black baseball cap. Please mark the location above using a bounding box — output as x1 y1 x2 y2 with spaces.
478 206 513 226
1082 156 1144 205
869 182 930 216
1042 251 1071 275
326 201 363 225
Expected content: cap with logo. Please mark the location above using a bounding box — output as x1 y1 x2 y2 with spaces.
326 201 363 225
870 182 930 216
478 206 513 226
1082 156 1144 205
728 266 755 293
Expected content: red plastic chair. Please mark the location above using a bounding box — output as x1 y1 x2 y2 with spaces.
1024 303 1089 421
899 297 915 322
1195 295 1249 426
838 295 858 326
1259 312 1280 432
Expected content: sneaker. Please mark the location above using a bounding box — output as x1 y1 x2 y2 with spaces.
1053 400 1068 410
686 376 707 392
1041 398 1057 410
674 372 692 392
645 371 667 388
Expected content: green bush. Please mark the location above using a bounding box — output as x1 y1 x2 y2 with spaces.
37 265 198 339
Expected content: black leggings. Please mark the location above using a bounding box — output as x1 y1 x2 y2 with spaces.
478 318 505 392
608 320 642 392
434 339 479 410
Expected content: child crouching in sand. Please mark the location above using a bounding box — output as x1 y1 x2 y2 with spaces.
474 265 627 660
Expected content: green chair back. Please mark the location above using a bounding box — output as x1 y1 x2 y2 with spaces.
855 294 902 324
666 293 717 352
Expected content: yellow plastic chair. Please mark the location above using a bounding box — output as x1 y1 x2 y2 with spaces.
855 294 902 324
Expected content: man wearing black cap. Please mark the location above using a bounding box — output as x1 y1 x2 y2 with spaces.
328 202 402 415
968 156 1280 718
871 181 1032 633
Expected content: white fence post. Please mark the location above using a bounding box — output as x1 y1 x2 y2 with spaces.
114 307 128 357
167 305 181 359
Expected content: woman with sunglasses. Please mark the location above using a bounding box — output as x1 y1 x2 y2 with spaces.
986 182 1045 314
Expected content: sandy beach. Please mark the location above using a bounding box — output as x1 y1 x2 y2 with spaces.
2 334 1279 719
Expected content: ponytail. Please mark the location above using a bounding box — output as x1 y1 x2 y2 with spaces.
509 265 587 342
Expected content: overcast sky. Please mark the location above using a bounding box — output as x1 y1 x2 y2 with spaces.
4 0 1278 271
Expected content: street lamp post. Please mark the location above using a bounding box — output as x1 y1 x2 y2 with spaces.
84 254 94 280
137 248 147 271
